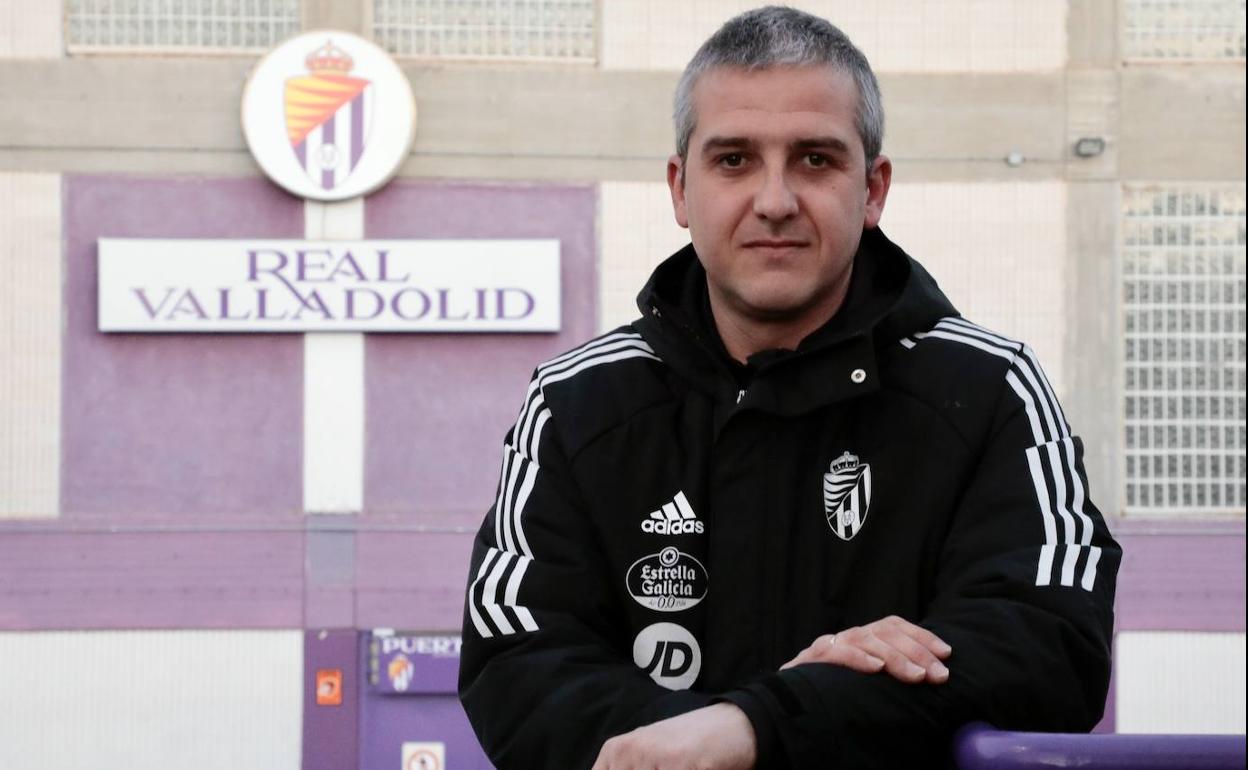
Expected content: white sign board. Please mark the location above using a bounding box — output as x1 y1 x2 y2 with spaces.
401 742 445 770
98 239 560 332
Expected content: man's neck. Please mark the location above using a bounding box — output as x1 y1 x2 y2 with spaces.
708 270 853 364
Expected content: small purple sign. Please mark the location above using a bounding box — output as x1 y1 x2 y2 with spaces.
370 631 462 695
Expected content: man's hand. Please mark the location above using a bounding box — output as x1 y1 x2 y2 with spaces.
780 615 952 684
591 702 757 770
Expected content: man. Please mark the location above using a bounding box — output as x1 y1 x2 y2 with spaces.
459 7 1120 769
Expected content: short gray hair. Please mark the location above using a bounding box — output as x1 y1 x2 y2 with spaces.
673 6 884 169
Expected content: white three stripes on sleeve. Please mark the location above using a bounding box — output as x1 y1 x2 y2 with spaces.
470 332 662 638
906 317 1102 591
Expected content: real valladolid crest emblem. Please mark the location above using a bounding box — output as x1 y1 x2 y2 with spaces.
283 39 373 191
242 30 416 201
823 451 872 540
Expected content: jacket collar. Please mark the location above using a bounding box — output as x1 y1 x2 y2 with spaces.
633 227 958 415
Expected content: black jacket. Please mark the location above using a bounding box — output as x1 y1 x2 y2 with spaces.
459 228 1120 768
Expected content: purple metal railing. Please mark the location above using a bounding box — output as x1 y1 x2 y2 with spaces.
953 722 1247 770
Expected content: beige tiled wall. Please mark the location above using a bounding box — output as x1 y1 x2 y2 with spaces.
0 173 61 518
601 0 1067 72
0 0 62 58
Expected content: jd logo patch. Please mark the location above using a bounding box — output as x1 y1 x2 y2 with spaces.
823 451 872 540
632 622 701 690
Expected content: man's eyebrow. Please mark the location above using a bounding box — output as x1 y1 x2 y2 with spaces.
699 136 755 154
793 137 851 154
698 136 853 155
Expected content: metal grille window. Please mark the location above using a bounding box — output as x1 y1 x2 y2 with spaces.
66 0 301 53
1123 185 1247 515
1124 0 1246 60
373 0 596 61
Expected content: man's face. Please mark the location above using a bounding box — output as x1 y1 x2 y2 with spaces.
667 65 891 327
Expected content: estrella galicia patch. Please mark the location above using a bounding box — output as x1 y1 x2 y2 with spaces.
626 546 707 612
823 451 872 541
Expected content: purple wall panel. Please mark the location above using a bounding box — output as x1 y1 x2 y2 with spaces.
359 181 597 628
361 697 493 770
0 529 302 629
362 181 598 519
62 176 304 518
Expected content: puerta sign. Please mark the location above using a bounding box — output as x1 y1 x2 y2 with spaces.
97 238 560 333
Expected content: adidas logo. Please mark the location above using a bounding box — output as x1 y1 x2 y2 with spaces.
640 491 704 535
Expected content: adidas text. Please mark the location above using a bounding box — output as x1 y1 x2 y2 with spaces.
641 519 704 535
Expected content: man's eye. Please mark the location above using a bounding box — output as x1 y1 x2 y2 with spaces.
805 153 829 168
720 154 745 168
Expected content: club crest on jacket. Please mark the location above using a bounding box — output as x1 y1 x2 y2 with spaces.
824 451 872 540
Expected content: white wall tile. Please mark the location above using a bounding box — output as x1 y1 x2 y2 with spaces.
882 182 1069 399
599 181 691 332
0 630 304 770
1117 631 1247 734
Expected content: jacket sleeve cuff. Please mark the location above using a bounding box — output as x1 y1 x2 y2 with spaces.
716 687 785 770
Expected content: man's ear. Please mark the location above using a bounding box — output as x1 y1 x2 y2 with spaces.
667 154 690 229
863 155 892 230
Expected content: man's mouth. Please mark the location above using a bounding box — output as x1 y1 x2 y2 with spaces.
743 239 809 249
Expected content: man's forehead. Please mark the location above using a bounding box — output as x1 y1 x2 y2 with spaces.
692 63 857 104
693 64 858 121
689 64 860 144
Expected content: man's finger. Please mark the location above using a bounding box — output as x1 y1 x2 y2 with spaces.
877 628 949 682
884 616 953 658
855 631 929 682
780 634 885 672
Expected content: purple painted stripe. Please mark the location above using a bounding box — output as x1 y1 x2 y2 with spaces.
0 519 1240 637
0 527 303 629
350 92 364 171
355 530 474 630
1113 530 1245 631
295 139 306 167
302 630 359 770
321 114 335 190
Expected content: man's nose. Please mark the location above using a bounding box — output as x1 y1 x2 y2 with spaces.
752 167 799 221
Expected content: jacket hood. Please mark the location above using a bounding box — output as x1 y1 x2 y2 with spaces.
633 227 959 412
